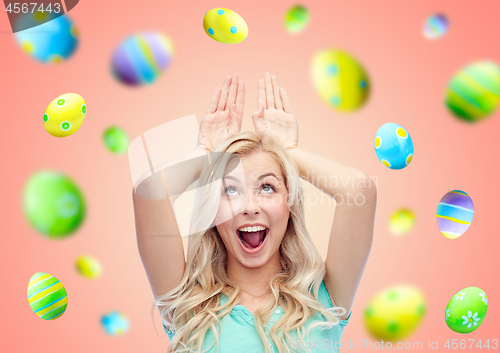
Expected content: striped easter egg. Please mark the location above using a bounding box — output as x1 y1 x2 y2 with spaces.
423 13 448 40
27 273 68 320
436 190 474 239
445 61 500 123
111 32 174 86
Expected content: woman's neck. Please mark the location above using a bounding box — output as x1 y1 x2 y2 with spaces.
226 255 282 297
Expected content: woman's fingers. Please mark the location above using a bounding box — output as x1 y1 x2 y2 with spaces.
257 79 266 109
226 73 239 109
280 87 294 114
207 87 221 114
229 104 242 133
271 75 283 110
264 72 275 109
217 75 232 111
236 81 245 118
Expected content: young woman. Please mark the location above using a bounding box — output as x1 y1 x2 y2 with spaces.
132 73 377 353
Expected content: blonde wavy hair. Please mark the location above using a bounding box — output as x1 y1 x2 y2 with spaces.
153 131 346 353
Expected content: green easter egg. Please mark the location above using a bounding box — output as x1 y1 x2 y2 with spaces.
103 126 129 154
445 287 488 333
284 5 310 33
23 170 86 238
445 61 500 123
27 272 68 320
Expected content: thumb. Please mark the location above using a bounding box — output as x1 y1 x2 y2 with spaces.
252 104 264 119
251 104 265 132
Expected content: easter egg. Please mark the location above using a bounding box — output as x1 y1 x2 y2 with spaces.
75 255 102 279
103 126 129 154
203 8 248 44
423 13 448 39
445 287 488 333
374 123 414 169
27 272 68 320
436 190 474 239
14 12 78 63
445 61 500 122
389 208 416 235
44 93 86 137
23 170 86 238
364 285 426 341
311 49 370 111
101 311 130 335
284 5 310 33
111 32 174 86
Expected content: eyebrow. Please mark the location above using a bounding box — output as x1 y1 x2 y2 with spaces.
223 173 279 183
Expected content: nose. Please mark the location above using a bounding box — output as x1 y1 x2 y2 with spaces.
241 192 261 215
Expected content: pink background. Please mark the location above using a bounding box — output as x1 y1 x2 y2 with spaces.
1 0 499 351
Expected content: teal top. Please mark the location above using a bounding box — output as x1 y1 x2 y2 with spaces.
164 280 351 352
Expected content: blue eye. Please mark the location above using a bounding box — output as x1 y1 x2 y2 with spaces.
223 184 275 196
224 186 238 196
261 184 275 193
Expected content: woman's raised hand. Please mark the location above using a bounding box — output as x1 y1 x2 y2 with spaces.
197 73 245 152
251 72 299 151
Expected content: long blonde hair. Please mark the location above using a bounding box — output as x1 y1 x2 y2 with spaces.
153 131 346 353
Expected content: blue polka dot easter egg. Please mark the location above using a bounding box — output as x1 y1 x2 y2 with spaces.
374 123 414 169
203 8 248 44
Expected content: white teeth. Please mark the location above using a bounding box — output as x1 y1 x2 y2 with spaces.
238 225 267 232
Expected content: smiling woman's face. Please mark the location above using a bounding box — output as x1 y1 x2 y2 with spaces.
214 150 291 269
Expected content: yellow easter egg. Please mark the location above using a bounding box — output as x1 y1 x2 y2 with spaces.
389 208 416 235
75 255 102 279
364 284 426 341
203 8 248 44
311 49 370 111
44 93 86 137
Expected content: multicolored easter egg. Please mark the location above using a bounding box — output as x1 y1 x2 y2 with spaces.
111 32 174 86
14 12 78 63
27 272 68 320
284 5 310 34
44 93 86 137
103 126 129 154
101 311 130 335
374 123 414 169
311 49 370 111
23 170 86 238
203 8 248 44
389 208 416 235
423 13 449 39
445 61 500 123
445 287 488 333
436 190 474 239
75 255 102 279
364 285 426 341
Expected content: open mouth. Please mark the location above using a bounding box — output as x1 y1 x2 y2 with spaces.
237 228 268 250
